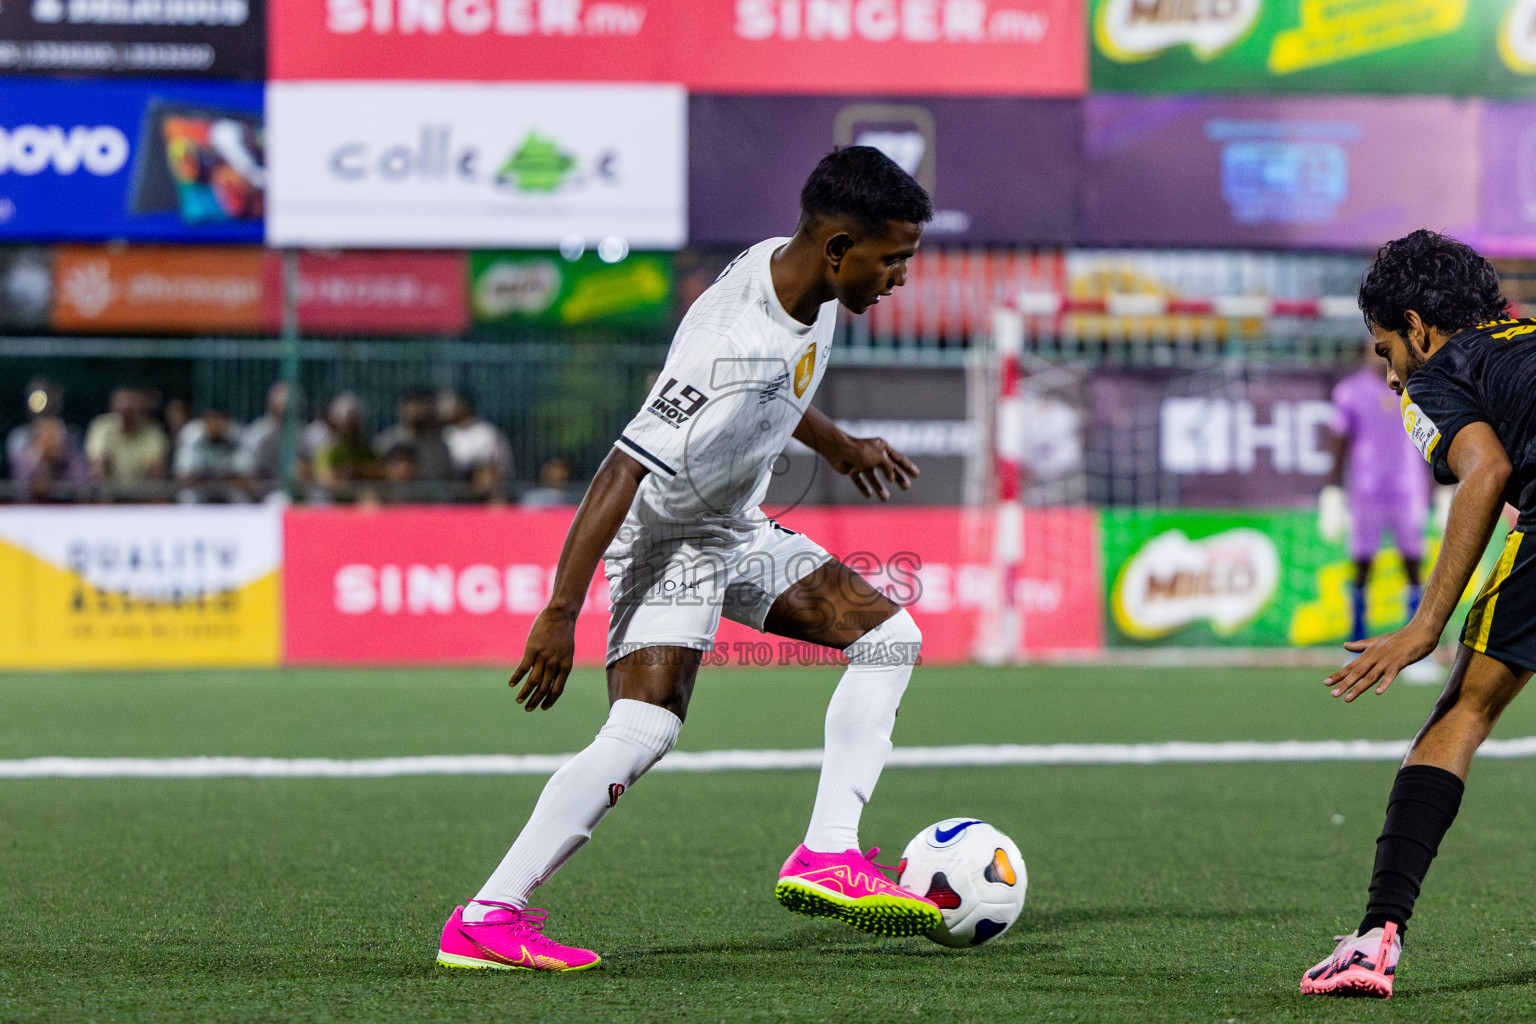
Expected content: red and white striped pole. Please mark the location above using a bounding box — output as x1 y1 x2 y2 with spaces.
978 305 1027 664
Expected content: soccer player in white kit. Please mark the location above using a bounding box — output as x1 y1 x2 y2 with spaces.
436 147 942 972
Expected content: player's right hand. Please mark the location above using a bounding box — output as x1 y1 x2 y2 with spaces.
1324 621 1439 702
509 607 578 711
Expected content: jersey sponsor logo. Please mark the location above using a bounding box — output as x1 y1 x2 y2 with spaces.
757 369 789 405
793 341 816 398
1399 391 1441 462
645 376 709 429
1490 322 1536 341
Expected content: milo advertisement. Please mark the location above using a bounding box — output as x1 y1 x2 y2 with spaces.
1091 0 1536 96
469 250 672 330
1103 509 1510 647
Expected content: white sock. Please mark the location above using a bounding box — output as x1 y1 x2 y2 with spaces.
803 609 921 854
464 698 681 920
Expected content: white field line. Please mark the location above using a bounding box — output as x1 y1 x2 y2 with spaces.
5 738 1536 779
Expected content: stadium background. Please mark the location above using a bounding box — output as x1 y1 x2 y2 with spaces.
7 1 1536 667
8 4 1536 1019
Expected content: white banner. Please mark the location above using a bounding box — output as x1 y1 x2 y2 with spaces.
266 82 686 248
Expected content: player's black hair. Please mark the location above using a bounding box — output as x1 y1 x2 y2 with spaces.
1359 229 1509 337
799 146 932 237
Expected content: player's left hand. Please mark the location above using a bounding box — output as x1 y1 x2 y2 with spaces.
827 436 918 501
1325 622 1439 702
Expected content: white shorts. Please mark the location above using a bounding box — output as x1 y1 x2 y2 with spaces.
603 516 832 666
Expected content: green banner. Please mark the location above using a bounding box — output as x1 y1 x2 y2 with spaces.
1091 0 1536 96
1103 508 1509 647
470 250 672 329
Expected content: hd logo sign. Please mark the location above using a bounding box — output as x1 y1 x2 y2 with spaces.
0 507 282 668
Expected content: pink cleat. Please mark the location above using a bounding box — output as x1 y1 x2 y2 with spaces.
436 902 601 972
775 844 942 938
1299 923 1400 999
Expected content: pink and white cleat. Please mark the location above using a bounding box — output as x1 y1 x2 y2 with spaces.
775 844 942 938
437 902 601 972
1299 923 1400 999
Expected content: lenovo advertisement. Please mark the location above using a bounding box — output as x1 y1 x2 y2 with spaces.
265 82 686 249
0 78 264 243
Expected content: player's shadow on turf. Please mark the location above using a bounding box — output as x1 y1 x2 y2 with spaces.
1405 967 1536 998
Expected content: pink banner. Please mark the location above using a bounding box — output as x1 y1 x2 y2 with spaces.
296 251 467 335
270 0 1085 96
282 506 1101 665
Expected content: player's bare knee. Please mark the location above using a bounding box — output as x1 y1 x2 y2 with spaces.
845 607 921 667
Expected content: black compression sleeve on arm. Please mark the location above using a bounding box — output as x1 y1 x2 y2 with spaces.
1358 764 1465 938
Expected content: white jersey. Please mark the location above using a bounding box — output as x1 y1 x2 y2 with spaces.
614 237 836 537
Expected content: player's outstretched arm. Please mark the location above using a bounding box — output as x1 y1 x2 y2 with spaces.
792 405 918 501
1326 422 1511 702
510 449 649 711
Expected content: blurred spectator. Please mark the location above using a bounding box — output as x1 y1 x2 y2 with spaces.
236 381 290 484
521 456 576 508
312 393 379 491
380 442 417 503
438 389 512 503
85 388 169 493
162 396 192 445
375 391 454 486
6 377 80 474
175 407 245 503
11 415 88 502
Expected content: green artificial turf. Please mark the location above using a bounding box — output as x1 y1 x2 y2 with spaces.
3 665 1536 1022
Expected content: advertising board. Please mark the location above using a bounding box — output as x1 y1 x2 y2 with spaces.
470 250 670 329
0 506 282 668
265 82 686 249
50 245 275 333
1103 509 1508 648
0 78 264 243
689 95 1081 246
1082 94 1480 249
297 250 468 335
270 0 1085 95
282 505 1102 665
1091 0 1536 97
0 0 266 77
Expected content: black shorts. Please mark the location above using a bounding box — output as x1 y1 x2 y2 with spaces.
1461 529 1536 673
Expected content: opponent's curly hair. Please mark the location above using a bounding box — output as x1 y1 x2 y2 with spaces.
1359 229 1508 336
800 146 932 236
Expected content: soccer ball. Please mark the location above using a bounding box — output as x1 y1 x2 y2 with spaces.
898 818 1026 948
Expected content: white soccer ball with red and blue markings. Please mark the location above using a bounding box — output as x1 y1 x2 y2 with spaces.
898 818 1026 948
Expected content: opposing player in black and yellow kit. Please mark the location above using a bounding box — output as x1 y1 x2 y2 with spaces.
1299 230 1536 998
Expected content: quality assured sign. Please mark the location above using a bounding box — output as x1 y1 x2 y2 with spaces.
269 0 1084 95
265 82 686 249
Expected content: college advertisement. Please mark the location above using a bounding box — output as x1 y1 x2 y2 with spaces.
0 0 266 77
1103 509 1510 648
265 82 686 249
0 78 264 243
689 96 1082 246
1091 0 1536 96
270 0 1084 95
0 507 282 668
282 506 1102 666
1081 95 1480 249
470 250 671 329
